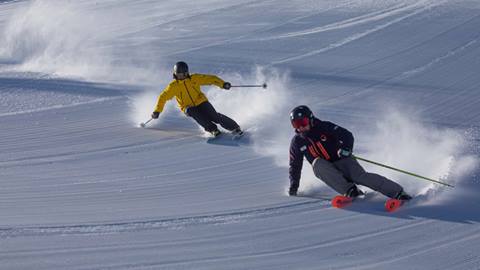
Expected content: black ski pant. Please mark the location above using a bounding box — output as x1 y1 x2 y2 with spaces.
312 156 403 198
185 101 240 133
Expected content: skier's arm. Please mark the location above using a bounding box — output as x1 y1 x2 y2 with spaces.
154 84 175 113
192 74 225 89
324 121 354 151
289 137 304 196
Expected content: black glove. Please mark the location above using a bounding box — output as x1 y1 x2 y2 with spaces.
151 111 160 119
223 82 231 90
289 187 297 196
337 148 352 158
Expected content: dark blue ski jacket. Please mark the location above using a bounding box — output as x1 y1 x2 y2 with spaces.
289 118 354 193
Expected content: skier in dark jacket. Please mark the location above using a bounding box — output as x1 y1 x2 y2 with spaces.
288 105 412 200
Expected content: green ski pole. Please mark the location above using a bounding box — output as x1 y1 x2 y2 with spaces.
353 155 454 188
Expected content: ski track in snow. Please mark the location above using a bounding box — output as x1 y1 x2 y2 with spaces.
271 1 439 65
44 218 480 270
167 0 358 56
333 13 480 77
258 1 419 41
0 200 329 238
310 13 480 113
3 218 439 269
345 231 480 270
0 96 123 117
398 38 479 79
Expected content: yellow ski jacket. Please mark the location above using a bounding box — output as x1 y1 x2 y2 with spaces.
153 74 226 113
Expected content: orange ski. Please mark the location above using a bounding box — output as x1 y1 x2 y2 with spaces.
385 199 404 212
331 195 353 208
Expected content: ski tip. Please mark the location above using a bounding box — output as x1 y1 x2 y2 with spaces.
385 199 403 212
331 195 353 208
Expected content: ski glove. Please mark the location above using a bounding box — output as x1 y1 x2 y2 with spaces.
223 82 231 90
151 111 160 119
337 148 352 158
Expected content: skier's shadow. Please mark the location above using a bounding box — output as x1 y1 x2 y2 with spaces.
144 115 252 147
299 189 479 224
206 133 252 147
143 115 203 138
325 195 479 224
389 202 480 224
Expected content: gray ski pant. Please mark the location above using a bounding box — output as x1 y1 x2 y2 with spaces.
312 157 403 198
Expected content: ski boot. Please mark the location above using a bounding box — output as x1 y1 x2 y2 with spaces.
332 185 364 208
395 190 412 201
385 190 412 212
211 130 222 137
231 127 244 136
345 185 365 198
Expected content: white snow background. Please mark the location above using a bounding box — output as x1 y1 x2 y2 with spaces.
0 0 479 269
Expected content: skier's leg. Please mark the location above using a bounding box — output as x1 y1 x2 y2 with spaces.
312 158 356 195
185 105 218 133
199 101 240 131
334 157 403 198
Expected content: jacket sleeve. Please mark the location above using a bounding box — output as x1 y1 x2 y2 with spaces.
324 121 354 151
154 83 175 113
192 74 225 88
289 136 304 193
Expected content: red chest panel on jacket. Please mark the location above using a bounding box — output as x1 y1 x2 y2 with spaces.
305 135 331 161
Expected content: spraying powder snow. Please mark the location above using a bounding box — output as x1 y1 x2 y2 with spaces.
0 0 162 83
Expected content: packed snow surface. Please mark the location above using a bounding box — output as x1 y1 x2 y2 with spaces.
1 0 479 269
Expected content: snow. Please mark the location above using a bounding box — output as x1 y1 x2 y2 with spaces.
0 0 479 269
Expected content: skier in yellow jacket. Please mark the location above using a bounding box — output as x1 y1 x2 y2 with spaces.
151 61 243 137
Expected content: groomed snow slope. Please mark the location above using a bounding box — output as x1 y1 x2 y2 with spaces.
0 0 479 269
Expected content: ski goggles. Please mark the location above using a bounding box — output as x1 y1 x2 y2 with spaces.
291 117 310 129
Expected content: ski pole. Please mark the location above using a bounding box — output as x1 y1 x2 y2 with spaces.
230 83 267 89
140 118 153 128
353 155 455 188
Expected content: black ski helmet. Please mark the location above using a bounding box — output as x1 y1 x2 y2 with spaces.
290 105 314 129
173 61 189 79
